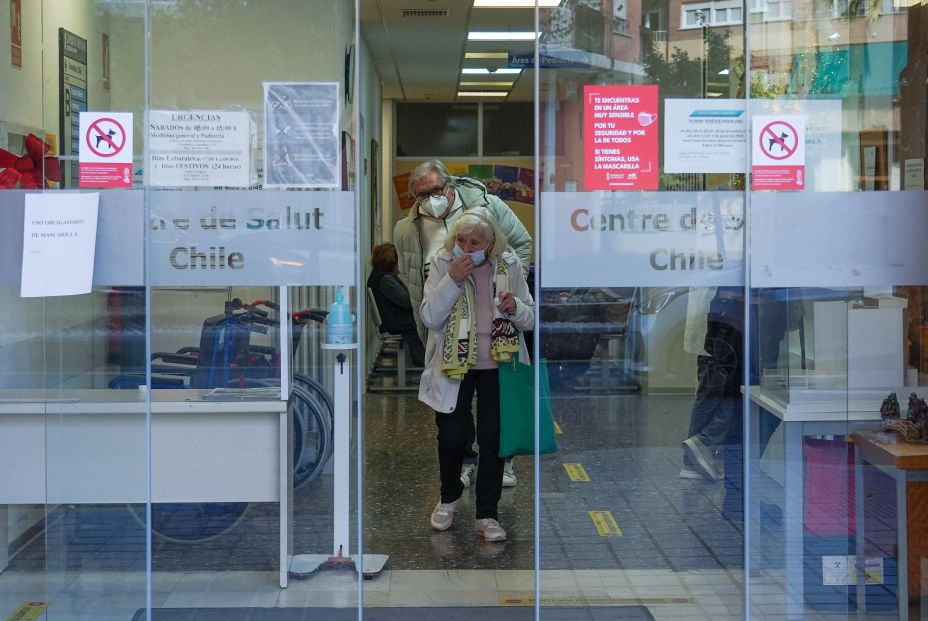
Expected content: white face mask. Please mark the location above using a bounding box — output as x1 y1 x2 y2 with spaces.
452 244 486 266
423 195 449 218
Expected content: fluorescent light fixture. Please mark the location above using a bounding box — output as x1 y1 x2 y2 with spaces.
461 68 522 74
474 0 562 6
458 91 509 97
468 31 537 41
465 52 509 59
459 81 515 87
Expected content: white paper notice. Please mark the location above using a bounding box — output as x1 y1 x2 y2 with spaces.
21 193 100 297
664 99 746 173
148 110 252 187
905 158 925 190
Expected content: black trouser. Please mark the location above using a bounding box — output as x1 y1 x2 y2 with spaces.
397 328 425 367
435 369 504 520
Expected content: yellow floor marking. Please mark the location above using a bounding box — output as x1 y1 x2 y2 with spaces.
4 602 47 621
501 595 693 606
553 421 563 434
563 463 590 481
589 510 623 537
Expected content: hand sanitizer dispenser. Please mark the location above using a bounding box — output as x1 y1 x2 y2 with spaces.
326 286 355 345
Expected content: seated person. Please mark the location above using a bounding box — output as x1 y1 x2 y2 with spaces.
367 243 425 367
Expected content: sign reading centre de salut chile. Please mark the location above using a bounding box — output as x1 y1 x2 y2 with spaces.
584 85 658 190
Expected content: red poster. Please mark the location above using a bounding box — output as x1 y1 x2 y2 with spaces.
392 172 416 210
584 85 658 190
10 0 22 69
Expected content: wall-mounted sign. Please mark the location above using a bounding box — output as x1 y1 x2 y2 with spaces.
102 33 110 91
540 191 744 287
78 112 133 188
10 0 22 69
264 82 339 188
904 158 924 191
21 192 99 297
508 51 590 69
664 100 745 173
149 110 252 187
59 28 87 186
584 85 658 190
751 115 805 190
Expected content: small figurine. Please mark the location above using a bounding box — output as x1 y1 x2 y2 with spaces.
907 393 928 441
881 391 922 442
880 392 900 419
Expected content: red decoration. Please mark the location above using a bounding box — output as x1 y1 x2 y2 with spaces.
0 133 61 189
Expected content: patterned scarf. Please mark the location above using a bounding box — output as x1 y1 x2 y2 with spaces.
440 259 520 379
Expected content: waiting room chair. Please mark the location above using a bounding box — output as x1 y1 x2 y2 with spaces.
366 287 417 392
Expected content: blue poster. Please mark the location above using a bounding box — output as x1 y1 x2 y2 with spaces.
264 82 340 188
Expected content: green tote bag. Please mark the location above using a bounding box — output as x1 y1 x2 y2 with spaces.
498 354 558 457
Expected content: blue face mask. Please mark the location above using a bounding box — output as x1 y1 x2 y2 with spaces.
452 244 486 266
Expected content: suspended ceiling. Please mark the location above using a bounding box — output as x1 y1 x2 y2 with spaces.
360 0 540 101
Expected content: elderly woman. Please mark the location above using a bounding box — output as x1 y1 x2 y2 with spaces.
419 207 534 542
367 243 425 367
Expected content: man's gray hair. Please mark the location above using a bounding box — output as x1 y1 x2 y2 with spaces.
408 160 455 195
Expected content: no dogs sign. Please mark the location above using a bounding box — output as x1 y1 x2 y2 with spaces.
79 112 134 188
751 115 805 190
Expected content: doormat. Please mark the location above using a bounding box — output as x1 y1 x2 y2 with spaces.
133 606 655 620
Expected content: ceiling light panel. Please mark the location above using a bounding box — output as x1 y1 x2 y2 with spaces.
465 52 510 59
473 0 561 6
468 31 537 40
459 81 515 87
461 68 522 74
458 91 509 97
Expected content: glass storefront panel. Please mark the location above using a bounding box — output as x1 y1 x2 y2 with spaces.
0 2 150 619
2 0 362 619
746 0 924 617
1 0 925 618
537 0 747 617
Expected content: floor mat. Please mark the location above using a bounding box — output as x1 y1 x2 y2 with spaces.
134 607 655 620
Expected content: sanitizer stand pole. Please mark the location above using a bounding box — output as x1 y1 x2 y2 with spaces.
289 343 388 580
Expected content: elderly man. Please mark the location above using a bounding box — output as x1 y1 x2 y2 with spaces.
394 159 532 488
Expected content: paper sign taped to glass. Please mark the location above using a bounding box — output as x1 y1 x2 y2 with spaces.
263 82 340 189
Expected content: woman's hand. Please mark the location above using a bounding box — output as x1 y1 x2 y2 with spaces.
448 256 474 284
496 291 517 314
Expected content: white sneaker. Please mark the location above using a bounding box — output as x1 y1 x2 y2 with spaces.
475 518 507 542
460 462 477 487
430 497 460 531
502 459 517 487
679 465 704 479
682 437 723 481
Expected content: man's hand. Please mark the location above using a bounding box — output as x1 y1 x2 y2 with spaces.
496 291 516 314
448 255 474 284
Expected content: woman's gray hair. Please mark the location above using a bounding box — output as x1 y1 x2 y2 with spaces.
443 207 509 259
408 160 454 195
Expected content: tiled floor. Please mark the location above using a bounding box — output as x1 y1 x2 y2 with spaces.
0 379 897 619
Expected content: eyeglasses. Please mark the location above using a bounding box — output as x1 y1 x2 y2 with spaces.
414 182 448 202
